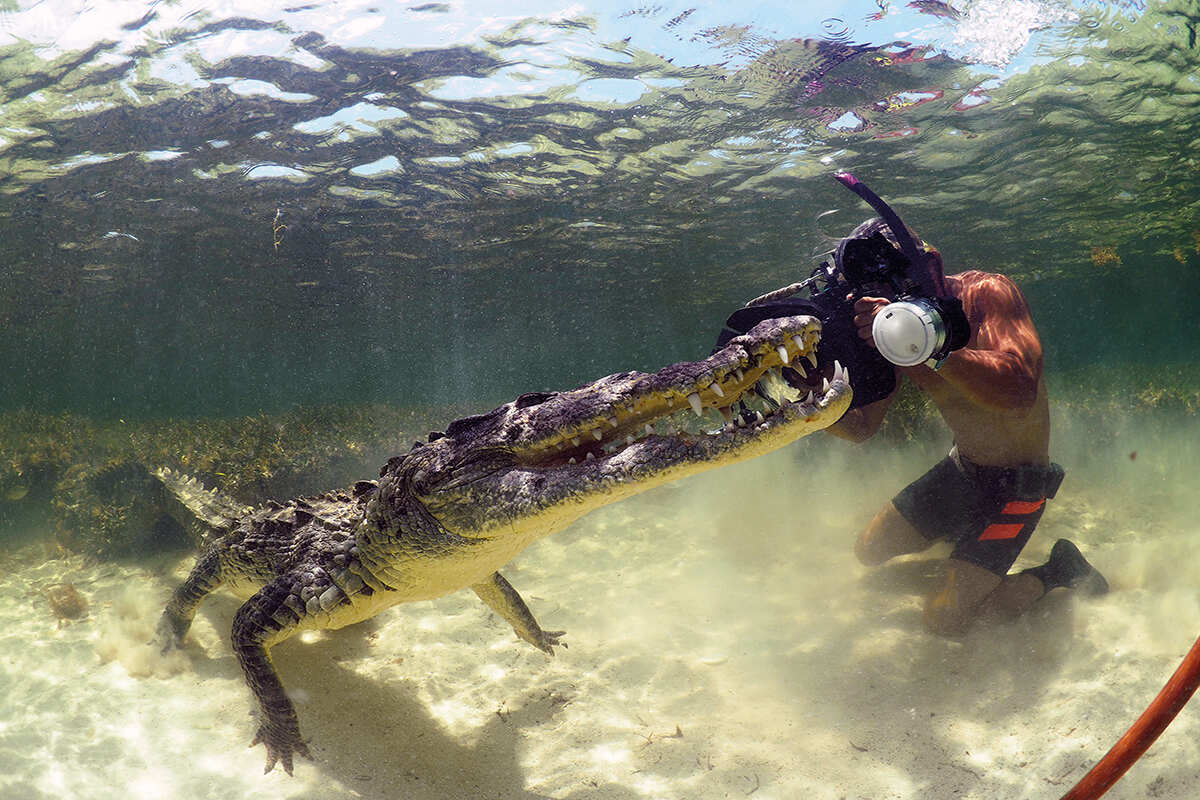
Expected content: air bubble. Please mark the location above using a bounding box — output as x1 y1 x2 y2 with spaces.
820 17 854 43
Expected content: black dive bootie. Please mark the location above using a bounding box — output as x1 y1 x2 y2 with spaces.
1022 539 1109 596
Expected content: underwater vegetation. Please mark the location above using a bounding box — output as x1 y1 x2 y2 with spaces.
1 362 1195 560
0 404 472 557
1052 365 1200 416
42 581 88 627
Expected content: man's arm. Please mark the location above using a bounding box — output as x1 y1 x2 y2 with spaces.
906 273 1042 412
852 273 1043 414
825 384 898 442
913 349 1037 412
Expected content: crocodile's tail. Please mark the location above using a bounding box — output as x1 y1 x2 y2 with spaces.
155 467 250 545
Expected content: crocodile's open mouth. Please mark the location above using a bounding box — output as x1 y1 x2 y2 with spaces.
510 315 849 469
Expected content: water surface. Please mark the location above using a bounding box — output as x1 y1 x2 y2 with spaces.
1 0 1194 416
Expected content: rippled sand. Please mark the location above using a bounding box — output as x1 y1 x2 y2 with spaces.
2 416 1198 800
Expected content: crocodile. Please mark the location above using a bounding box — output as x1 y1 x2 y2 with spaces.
156 314 851 774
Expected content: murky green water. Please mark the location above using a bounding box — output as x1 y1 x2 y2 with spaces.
2 2 1199 798
1 0 1194 418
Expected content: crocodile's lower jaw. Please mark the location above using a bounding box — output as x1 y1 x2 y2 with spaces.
568 367 848 470
518 315 838 464
544 368 851 496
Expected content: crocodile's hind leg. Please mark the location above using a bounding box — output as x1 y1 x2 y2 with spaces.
157 548 226 651
232 575 318 775
472 571 566 655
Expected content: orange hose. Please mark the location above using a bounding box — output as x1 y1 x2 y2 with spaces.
1060 633 1200 800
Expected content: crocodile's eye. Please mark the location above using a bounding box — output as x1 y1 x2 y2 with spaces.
515 391 557 409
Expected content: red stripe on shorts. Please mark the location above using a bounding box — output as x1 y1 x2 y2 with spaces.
1001 498 1045 516
978 522 1025 541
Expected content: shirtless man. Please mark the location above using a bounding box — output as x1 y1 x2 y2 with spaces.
826 219 1107 636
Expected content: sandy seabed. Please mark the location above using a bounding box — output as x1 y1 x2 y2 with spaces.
2 414 1199 800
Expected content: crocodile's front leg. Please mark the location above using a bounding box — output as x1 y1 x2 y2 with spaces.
231 577 313 775
157 549 225 651
471 571 566 655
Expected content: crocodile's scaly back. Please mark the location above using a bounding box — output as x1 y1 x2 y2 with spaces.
156 466 252 545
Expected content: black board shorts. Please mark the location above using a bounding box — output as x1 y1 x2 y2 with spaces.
892 451 1064 575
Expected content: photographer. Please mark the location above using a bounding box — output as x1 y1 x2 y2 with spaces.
824 213 1108 636
718 175 1107 636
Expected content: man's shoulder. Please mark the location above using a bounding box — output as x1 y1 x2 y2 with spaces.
952 268 1016 286
951 270 1034 327
951 270 1025 301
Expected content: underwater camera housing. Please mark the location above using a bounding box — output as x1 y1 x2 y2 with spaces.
714 173 970 412
837 229 971 370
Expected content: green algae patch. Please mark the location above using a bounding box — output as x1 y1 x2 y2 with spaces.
0 404 474 558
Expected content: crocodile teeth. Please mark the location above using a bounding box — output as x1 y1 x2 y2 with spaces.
568 457 577 464
822 377 831 393
833 360 844 383
776 345 790 365
626 434 635 446
608 416 619 428
585 452 594 460
843 366 850 385
807 352 818 369
592 429 603 441
571 436 581 447
688 392 703 416
793 335 805 351
792 361 807 379
711 381 725 398
754 410 765 424
644 423 654 435
734 368 745 382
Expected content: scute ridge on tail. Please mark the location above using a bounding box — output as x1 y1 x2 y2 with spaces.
155 466 250 542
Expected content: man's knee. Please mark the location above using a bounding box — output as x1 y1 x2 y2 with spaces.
922 598 972 637
854 528 891 566
854 504 931 566
923 560 1003 637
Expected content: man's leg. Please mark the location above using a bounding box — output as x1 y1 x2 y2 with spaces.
924 543 1108 637
855 502 938 566
924 558 1006 636
981 570 1047 618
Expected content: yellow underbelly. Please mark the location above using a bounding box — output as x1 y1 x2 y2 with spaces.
257 538 530 646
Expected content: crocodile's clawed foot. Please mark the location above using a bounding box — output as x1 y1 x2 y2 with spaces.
251 720 312 776
536 629 567 656
153 614 184 655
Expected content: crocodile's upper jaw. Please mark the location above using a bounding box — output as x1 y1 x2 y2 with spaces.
386 315 851 544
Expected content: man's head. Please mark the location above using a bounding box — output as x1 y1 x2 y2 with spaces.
836 216 947 297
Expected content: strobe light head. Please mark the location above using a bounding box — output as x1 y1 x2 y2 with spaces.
871 298 969 369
